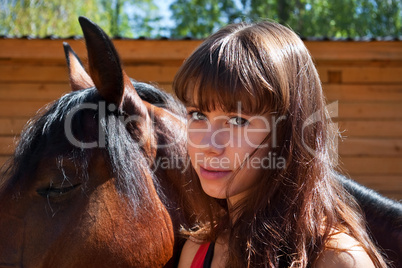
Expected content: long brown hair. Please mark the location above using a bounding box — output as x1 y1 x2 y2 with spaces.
173 21 387 267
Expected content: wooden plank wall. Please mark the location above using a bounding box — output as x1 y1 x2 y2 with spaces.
0 39 401 200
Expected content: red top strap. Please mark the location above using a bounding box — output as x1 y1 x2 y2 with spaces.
191 242 211 268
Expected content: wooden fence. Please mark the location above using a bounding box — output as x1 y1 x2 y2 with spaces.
0 39 401 200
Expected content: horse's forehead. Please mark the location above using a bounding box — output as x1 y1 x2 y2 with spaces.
160 108 186 124
145 102 186 125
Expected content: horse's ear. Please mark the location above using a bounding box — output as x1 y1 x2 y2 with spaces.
78 17 154 156
63 42 95 91
78 16 138 107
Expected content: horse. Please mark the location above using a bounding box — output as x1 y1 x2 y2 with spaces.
0 16 401 268
336 173 402 268
0 16 194 267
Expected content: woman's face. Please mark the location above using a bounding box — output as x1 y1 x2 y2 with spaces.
186 106 271 204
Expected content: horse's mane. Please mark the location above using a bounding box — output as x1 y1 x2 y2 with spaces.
336 173 402 220
0 82 185 213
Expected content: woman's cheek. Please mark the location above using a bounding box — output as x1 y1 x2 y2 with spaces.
243 126 270 149
187 128 205 149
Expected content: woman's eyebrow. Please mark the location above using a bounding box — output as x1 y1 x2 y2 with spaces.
226 110 253 116
185 100 197 107
185 105 198 109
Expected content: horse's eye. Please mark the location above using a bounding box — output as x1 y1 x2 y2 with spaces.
37 184 81 199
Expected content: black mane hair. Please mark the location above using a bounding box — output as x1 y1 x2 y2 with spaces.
0 82 185 213
335 172 402 265
336 173 402 221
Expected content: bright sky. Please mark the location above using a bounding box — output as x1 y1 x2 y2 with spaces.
156 0 175 36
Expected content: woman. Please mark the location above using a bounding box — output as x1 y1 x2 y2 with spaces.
173 21 387 267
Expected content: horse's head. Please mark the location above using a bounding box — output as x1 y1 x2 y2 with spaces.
0 17 189 267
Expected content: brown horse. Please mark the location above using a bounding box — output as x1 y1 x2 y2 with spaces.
0 16 400 268
0 17 192 267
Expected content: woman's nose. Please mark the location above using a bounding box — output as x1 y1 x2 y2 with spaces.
198 125 229 156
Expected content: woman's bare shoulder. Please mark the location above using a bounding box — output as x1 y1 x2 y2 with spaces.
178 239 202 268
315 232 376 268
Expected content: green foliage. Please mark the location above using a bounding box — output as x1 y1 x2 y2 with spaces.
170 0 402 38
169 0 240 38
0 0 401 38
0 0 159 38
0 0 107 37
125 0 162 38
235 0 402 37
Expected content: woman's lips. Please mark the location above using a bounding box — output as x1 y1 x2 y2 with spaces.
199 166 232 180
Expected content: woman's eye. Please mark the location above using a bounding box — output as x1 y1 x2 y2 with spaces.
228 117 249 126
188 111 207 121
